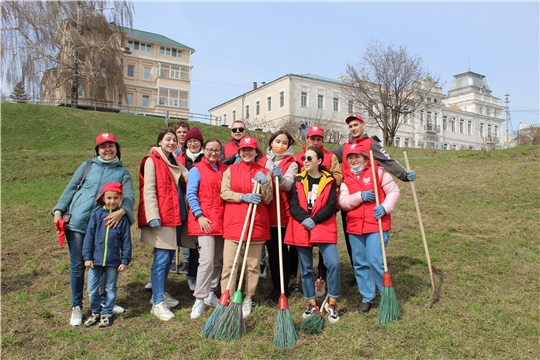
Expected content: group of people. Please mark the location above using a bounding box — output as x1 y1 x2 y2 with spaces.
52 114 416 328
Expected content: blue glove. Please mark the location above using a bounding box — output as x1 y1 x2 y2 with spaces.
373 205 386 220
405 170 416 181
361 190 375 202
234 154 242 164
241 193 262 204
272 165 283 182
301 218 316 231
254 171 268 185
149 219 161 229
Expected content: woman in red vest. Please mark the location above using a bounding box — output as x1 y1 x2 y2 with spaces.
220 136 273 318
186 138 228 319
259 130 299 303
338 145 400 314
138 129 188 321
285 146 341 324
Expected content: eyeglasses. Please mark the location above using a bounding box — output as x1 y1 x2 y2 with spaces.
205 148 220 154
231 127 245 133
301 155 314 162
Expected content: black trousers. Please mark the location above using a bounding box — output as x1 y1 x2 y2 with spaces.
265 226 290 293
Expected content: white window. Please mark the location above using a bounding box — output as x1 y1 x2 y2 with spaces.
395 137 401 147
127 65 134 77
232 110 236 122
158 87 188 108
142 95 149 108
126 93 133 106
333 96 339 112
434 112 439 126
442 143 448 150
245 105 249 118
487 108 491 116
223 114 227 124
459 119 465 133
427 111 432 125
479 122 485 137
77 84 84 97
160 47 182 57
451 117 456 132
479 106 483 115
452 144 457 150
256 101 260 115
317 94 324 109
267 96 272 112
301 91 308 107
420 110 425 126
467 120 472 135
494 125 499 137
159 64 189 80
487 124 492 136
403 108 409 124
404 138 410 148
143 67 150 80
348 100 354 114
443 116 448 131
279 91 284 108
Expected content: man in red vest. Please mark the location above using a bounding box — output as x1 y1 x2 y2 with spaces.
220 120 247 165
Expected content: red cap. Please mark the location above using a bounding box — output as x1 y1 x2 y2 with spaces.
345 114 365 124
307 126 324 137
97 182 123 204
96 132 117 146
238 136 258 150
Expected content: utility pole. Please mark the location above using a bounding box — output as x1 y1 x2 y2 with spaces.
505 94 510 146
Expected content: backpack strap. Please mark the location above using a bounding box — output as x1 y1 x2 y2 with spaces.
76 161 93 190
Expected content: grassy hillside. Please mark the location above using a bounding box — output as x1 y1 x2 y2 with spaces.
2 103 539 359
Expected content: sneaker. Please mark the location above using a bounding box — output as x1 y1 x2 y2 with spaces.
204 292 219 307
190 299 205 319
83 313 100 327
188 279 196 291
70 306 83 326
259 264 267 278
325 302 340 323
242 298 254 318
151 302 175 321
179 262 189 274
315 277 326 298
302 303 319 319
102 303 125 314
144 281 152 290
99 313 112 327
149 292 179 308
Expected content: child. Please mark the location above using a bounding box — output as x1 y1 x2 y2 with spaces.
338 145 400 314
82 182 132 327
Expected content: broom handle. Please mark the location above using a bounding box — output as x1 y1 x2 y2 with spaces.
403 151 437 293
369 150 389 272
225 182 259 293
275 176 286 295
236 182 261 291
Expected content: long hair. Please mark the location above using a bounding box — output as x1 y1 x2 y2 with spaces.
306 146 328 173
267 130 296 148
156 128 177 146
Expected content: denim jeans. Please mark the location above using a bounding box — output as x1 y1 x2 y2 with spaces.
66 229 85 308
87 266 119 315
151 248 175 304
296 243 340 300
182 247 190 264
349 231 390 303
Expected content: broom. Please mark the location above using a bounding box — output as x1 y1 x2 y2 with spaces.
403 151 440 308
300 293 330 335
369 150 400 324
202 183 258 337
273 176 298 348
208 183 260 342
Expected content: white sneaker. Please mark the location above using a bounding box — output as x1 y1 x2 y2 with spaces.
144 281 152 290
101 303 125 314
151 302 175 321
242 298 253 318
259 264 267 278
70 306 83 326
188 279 196 291
204 292 219 307
190 299 205 319
149 292 179 308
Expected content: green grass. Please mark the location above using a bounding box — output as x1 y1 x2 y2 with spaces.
2 103 539 359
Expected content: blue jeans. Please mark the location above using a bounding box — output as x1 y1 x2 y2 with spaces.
151 248 175 304
66 229 85 308
296 243 340 300
182 247 190 264
349 231 390 303
87 266 119 315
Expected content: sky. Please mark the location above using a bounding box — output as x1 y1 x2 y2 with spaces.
131 1 539 132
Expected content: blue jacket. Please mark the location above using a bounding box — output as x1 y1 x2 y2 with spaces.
52 157 135 234
82 207 132 266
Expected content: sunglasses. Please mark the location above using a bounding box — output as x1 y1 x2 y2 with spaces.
301 155 314 162
231 127 245 133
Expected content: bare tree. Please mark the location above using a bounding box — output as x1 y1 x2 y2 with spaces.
515 126 540 146
343 40 440 146
1 0 134 107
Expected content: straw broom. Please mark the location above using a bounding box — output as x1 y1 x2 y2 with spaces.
273 176 298 348
369 150 399 324
300 293 329 335
208 183 260 342
202 183 258 338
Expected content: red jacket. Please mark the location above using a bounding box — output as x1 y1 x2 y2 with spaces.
223 139 239 158
343 161 391 234
187 158 227 236
259 155 295 227
138 150 181 227
284 170 338 247
222 162 270 241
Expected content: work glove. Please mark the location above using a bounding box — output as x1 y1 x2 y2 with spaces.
234 154 242 164
405 170 416 181
241 193 262 205
254 171 268 185
361 190 376 202
301 218 316 231
149 219 161 229
272 165 283 182
373 205 386 220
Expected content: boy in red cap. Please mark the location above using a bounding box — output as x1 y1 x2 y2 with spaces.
82 182 132 327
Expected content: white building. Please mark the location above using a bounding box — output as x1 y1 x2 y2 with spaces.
209 71 505 150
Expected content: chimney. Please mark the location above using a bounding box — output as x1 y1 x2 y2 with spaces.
262 82 266 85
253 82 257 90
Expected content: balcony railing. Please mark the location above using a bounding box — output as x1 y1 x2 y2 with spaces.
424 124 440 134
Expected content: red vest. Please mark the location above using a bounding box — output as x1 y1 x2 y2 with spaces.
223 162 270 241
176 153 186 167
138 150 181 227
342 137 375 175
342 161 391 235
295 145 333 172
284 171 338 247
223 139 239 158
258 155 295 227
187 158 227 236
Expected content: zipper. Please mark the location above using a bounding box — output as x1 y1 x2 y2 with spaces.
103 207 111 266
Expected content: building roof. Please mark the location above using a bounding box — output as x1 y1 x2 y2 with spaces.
448 71 491 95
115 25 195 53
